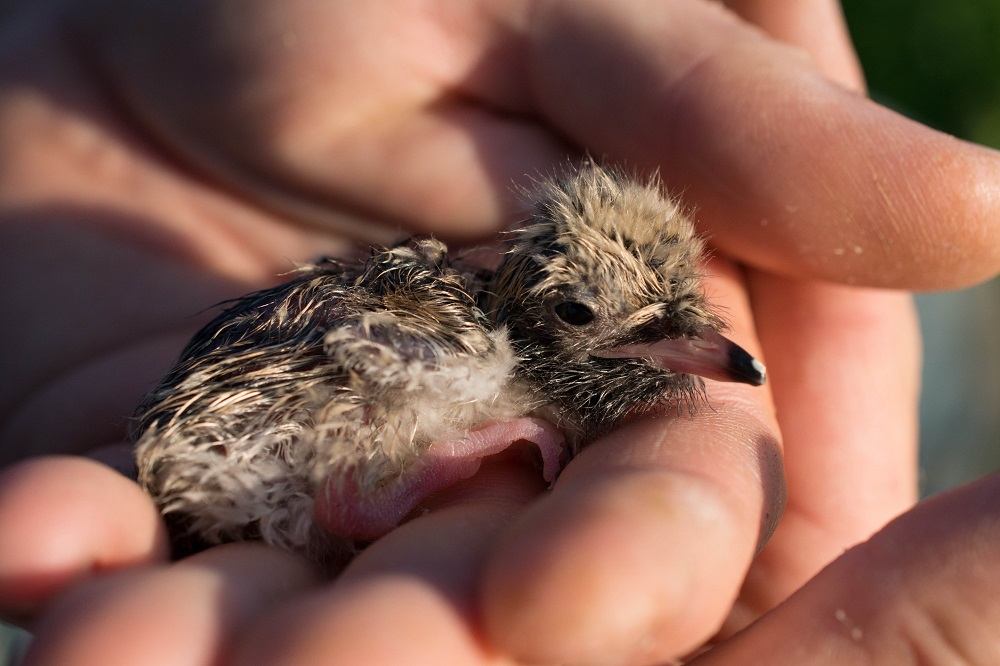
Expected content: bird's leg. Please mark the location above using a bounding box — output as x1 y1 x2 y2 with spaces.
314 417 565 541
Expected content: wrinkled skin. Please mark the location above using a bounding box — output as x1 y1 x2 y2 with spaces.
2 1 1000 664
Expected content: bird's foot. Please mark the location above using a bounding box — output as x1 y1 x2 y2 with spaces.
314 417 565 541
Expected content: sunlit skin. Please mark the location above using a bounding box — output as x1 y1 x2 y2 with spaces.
1 1 1000 664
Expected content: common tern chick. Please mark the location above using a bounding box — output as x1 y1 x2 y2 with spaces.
131 164 765 559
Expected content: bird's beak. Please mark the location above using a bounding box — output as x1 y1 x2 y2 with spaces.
590 326 767 386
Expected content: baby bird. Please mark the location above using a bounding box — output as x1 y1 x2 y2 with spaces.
131 239 536 557
131 164 765 560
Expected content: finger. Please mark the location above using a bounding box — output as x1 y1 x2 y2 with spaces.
733 277 919 626
722 0 865 89
481 260 783 665
0 456 169 623
77 0 572 243
22 543 320 666
230 461 545 666
80 1 1000 288
691 474 1000 664
525 0 1000 288
709 0 922 626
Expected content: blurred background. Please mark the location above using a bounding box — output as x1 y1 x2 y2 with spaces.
842 0 1000 495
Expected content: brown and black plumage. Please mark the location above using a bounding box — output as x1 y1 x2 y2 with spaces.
131 163 765 559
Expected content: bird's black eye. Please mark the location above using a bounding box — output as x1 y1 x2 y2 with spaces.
554 301 595 326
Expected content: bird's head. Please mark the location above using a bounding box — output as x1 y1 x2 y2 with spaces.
487 164 765 440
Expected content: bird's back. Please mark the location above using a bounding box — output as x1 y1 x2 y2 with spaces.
131 239 520 556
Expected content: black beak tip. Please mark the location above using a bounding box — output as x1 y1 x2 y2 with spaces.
729 344 767 386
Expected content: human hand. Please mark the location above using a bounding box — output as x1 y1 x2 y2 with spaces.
13 461 1000 664
1 0 999 664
